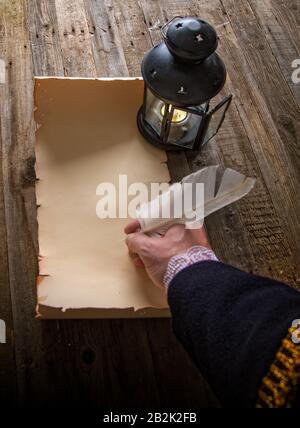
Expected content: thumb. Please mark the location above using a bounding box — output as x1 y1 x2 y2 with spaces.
125 232 151 255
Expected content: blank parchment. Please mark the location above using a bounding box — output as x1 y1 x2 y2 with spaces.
35 77 170 318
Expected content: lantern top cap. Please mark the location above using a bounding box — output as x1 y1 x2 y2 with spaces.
141 15 226 106
163 16 218 62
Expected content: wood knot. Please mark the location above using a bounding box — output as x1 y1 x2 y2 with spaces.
278 114 295 136
82 348 96 365
22 156 36 187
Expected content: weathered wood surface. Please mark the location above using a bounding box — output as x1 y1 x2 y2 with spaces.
0 0 299 408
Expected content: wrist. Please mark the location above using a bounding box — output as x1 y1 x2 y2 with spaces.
163 245 218 289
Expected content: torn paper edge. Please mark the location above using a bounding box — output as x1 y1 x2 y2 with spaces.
34 77 170 318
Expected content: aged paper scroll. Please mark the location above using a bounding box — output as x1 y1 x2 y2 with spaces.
35 77 170 318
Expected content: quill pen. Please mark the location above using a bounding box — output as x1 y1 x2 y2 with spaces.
137 166 256 233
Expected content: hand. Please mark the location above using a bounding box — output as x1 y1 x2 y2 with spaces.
124 220 211 288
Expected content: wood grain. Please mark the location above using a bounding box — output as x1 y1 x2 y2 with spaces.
0 0 38 407
0 0 213 408
138 0 300 286
111 0 215 406
0 64 17 407
248 0 300 103
219 0 300 280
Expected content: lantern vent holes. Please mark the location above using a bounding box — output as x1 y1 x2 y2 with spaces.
150 69 157 78
195 34 204 42
138 16 231 150
178 86 188 95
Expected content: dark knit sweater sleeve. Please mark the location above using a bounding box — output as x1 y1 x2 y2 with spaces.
167 261 300 408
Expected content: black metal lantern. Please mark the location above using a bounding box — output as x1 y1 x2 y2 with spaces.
137 16 232 150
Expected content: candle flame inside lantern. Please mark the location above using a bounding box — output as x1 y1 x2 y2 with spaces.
161 105 188 123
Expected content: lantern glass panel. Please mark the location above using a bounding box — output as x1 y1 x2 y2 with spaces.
144 87 208 148
167 103 208 148
166 107 203 149
144 88 164 136
203 96 232 145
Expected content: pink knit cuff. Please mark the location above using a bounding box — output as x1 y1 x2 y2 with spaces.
163 246 218 288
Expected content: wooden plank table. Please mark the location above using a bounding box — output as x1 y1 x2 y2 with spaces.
0 0 299 408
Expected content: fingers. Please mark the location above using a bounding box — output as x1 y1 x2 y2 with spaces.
133 256 145 268
163 223 211 249
127 246 145 268
189 225 210 247
164 224 186 239
188 225 207 238
125 222 211 258
125 231 150 255
124 219 141 235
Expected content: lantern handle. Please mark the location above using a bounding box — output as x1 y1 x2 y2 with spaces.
161 16 184 40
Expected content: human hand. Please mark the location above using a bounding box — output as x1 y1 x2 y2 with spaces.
124 220 211 288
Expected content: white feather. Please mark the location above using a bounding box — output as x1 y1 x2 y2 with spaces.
137 165 256 233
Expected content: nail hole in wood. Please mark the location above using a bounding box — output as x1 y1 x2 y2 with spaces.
82 348 96 365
